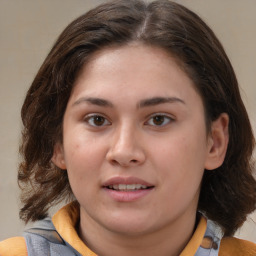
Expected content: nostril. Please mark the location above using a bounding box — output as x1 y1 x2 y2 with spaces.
110 159 119 166
106 148 145 167
109 159 138 167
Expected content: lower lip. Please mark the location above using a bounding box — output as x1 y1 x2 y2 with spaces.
103 188 154 202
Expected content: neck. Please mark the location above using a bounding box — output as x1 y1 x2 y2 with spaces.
78 209 197 256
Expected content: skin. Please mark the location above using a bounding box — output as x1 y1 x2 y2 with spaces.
53 43 229 256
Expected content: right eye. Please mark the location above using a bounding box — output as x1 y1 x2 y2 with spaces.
84 114 111 127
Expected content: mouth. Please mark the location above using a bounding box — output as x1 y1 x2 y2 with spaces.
102 177 155 201
104 184 153 191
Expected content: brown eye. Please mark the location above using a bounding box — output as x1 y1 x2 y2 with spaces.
93 116 105 126
153 115 165 126
146 114 174 127
85 114 110 127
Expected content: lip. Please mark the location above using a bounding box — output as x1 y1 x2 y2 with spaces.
102 176 154 187
102 176 155 202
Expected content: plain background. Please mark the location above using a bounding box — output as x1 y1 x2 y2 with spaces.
0 0 255 242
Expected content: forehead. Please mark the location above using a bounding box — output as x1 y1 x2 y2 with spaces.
72 43 197 99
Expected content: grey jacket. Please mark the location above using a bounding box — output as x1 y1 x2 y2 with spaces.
23 217 223 256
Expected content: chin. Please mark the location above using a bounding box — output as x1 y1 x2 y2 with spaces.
109 225 151 237
101 215 158 237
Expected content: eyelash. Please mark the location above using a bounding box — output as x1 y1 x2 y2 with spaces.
83 113 174 128
84 114 111 127
145 113 174 127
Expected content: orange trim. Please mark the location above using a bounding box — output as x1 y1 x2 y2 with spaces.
53 202 208 256
180 217 207 256
0 237 27 256
219 237 256 256
52 202 97 256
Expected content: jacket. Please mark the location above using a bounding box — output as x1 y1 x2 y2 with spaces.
1 201 256 256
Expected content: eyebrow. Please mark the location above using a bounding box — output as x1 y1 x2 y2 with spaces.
138 97 185 108
73 97 114 107
72 96 185 108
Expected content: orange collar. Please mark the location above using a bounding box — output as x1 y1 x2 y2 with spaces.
52 202 96 256
52 202 208 255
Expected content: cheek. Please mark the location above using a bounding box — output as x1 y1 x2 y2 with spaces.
64 126 100 161
147 134 205 221
64 141 103 202
63 134 106 182
152 127 207 182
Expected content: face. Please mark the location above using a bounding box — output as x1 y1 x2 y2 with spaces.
53 43 217 237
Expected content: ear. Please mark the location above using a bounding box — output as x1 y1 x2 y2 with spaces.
52 142 67 170
204 113 229 170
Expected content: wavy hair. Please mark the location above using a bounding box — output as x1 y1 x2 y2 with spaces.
18 0 255 236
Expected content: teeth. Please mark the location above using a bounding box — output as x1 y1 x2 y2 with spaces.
109 184 148 191
127 184 135 190
119 184 127 190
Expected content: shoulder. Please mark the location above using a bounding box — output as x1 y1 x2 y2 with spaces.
0 237 27 256
219 237 256 256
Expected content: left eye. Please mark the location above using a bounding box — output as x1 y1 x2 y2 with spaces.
84 114 111 127
146 114 173 126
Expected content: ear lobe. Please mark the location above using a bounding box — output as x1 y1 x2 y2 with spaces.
205 113 229 170
52 143 66 170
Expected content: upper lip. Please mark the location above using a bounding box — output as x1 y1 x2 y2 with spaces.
102 176 154 187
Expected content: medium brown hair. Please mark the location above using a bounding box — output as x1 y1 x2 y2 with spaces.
19 0 255 236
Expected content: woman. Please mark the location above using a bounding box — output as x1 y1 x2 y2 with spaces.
1 0 255 255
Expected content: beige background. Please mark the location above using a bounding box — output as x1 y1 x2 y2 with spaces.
0 0 255 242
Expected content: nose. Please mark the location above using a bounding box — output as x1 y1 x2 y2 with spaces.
106 124 146 167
